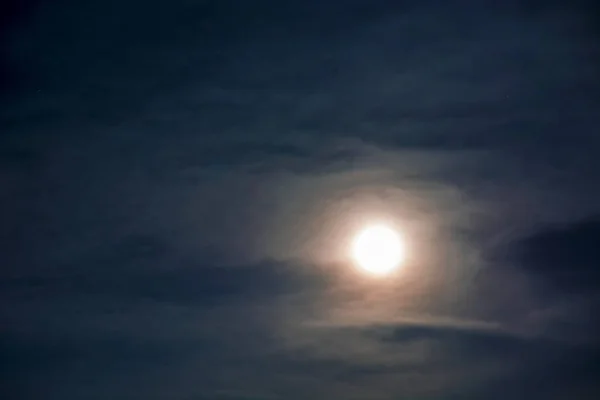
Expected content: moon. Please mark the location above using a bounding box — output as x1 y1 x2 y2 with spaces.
351 224 405 276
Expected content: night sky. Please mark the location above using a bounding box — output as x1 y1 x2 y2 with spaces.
2 1 600 399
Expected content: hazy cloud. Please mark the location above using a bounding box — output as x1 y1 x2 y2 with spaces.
2 0 600 399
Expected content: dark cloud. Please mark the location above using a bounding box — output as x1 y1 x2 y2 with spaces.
498 218 600 294
366 321 600 399
272 318 599 399
480 217 600 346
378 323 537 356
1 233 329 308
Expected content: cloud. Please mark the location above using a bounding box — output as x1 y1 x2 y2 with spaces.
480 217 600 346
0 227 562 399
2 1 600 399
374 322 544 360
1 233 331 309
273 313 593 399
497 217 600 294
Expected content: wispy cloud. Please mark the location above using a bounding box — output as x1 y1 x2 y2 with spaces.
2 0 600 399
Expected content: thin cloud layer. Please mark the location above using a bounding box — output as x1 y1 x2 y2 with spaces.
2 0 600 399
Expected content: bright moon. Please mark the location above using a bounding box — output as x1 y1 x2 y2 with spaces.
352 224 405 276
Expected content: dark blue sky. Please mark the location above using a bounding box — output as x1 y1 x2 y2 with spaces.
2 1 600 399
